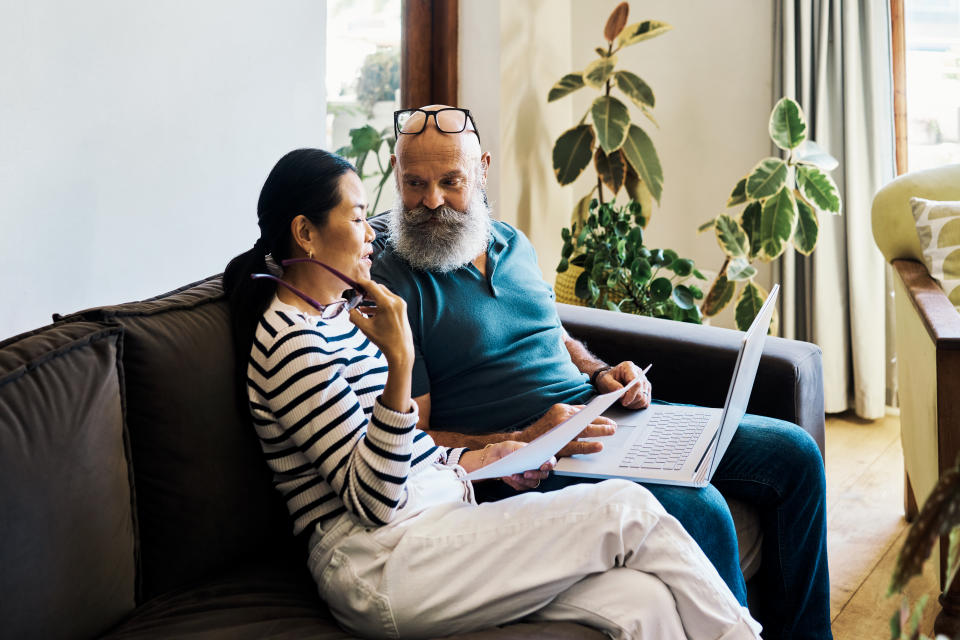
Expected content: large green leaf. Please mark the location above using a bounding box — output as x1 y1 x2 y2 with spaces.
760 187 798 259
591 96 631 153
740 201 763 258
735 281 767 331
595 149 626 196
552 125 596 186
714 214 749 258
614 70 655 109
795 140 839 171
702 274 735 316
616 20 673 48
792 194 819 255
745 157 788 200
727 177 747 207
620 124 663 204
768 97 807 150
583 56 618 89
796 165 841 214
726 257 757 281
548 73 585 102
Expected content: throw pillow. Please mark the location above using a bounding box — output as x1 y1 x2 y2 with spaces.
910 196 960 308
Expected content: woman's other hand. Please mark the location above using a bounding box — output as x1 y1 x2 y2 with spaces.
461 441 555 492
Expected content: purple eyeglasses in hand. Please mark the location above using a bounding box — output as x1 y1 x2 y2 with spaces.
250 258 371 320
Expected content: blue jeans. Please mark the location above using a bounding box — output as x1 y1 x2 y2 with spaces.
476 414 831 640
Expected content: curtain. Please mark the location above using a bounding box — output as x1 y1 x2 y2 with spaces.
774 0 897 419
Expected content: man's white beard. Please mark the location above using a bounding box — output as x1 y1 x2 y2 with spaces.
387 188 492 273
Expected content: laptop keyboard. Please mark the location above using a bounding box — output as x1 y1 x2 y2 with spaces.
619 411 713 471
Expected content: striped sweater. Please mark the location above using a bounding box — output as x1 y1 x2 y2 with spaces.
247 296 467 535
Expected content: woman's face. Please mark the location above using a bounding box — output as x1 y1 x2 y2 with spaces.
312 171 375 285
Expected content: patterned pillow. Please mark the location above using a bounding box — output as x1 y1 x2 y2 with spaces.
911 196 960 308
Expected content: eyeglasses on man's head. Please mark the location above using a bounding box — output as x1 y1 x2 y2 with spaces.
394 107 481 144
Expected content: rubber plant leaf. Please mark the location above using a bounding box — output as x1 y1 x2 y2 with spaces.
769 97 807 150
552 125 596 186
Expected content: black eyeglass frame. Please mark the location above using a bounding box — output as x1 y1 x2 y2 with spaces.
393 107 481 144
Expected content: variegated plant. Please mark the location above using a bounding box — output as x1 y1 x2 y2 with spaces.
548 2 669 226
698 98 842 330
887 456 960 640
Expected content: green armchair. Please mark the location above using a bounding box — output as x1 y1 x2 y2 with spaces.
871 163 960 633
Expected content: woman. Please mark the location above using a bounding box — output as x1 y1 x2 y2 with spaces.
223 148 761 640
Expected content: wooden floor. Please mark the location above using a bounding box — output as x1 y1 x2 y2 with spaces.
827 410 939 638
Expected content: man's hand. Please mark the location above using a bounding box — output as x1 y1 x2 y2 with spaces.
518 403 617 458
596 361 652 409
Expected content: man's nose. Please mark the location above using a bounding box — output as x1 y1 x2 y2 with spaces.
422 184 444 210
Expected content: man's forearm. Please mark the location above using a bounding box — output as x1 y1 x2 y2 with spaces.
424 427 525 450
562 330 607 375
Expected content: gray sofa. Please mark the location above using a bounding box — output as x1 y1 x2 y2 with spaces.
0 272 823 639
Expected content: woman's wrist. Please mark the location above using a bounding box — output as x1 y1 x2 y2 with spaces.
459 444 495 473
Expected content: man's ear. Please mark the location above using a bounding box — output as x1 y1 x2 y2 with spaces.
390 154 397 169
480 152 492 185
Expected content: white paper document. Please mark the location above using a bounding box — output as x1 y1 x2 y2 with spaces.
465 378 640 481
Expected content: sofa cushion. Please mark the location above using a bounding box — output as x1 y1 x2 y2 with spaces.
0 321 136 639
101 560 605 640
61 276 296 601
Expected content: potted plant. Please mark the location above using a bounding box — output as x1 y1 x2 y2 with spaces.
698 98 842 331
557 198 706 322
888 454 960 639
547 2 672 306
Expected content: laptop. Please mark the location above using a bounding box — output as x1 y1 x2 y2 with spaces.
554 284 780 488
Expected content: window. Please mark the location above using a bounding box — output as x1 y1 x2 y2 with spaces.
904 0 960 170
326 0 402 211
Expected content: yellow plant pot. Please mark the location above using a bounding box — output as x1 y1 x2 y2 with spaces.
554 264 587 306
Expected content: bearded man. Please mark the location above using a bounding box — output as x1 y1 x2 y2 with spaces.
370 105 832 640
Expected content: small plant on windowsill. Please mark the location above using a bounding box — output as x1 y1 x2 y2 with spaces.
557 198 707 323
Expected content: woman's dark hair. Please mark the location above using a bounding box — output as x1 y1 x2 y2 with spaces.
223 148 357 394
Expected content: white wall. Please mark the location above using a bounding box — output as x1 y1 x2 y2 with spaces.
461 0 775 329
0 0 327 339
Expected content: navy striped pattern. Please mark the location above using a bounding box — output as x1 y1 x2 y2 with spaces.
248 297 465 534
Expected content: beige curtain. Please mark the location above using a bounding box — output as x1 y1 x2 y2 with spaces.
774 0 897 419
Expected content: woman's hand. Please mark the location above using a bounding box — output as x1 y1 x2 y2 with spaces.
348 276 414 413
348 276 414 368
461 441 555 492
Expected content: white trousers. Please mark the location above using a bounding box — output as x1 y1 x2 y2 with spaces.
307 465 761 640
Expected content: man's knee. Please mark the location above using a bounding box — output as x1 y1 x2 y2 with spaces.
645 484 737 548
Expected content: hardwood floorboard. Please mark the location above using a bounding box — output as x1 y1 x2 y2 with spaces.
826 411 939 639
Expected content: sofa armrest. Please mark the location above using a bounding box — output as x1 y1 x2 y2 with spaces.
556 303 825 455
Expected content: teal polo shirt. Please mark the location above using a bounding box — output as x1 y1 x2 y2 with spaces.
371 220 594 434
